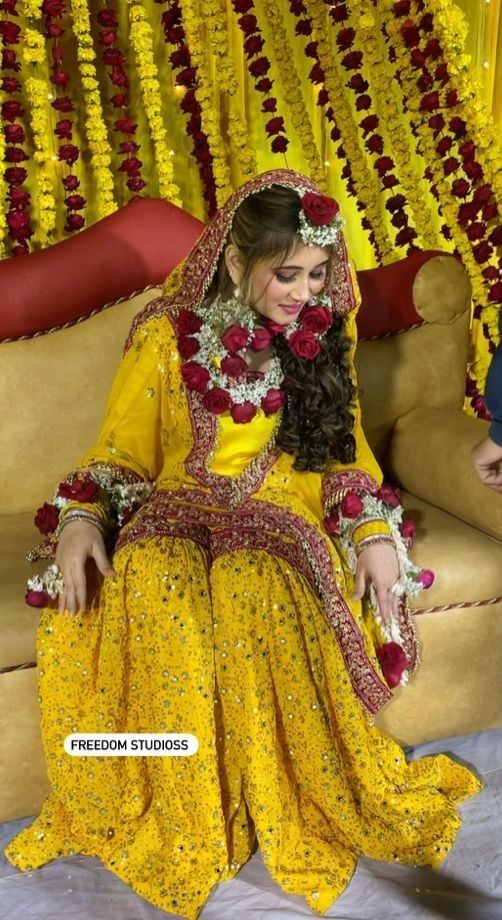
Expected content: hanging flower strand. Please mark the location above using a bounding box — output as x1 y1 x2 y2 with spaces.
231 0 290 157
96 6 148 197
126 0 182 204
154 0 216 213
178 0 233 205
69 0 116 219
0 0 34 254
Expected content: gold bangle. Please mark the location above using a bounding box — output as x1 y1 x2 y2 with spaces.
355 535 394 557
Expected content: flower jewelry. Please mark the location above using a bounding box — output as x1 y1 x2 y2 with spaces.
297 190 344 247
324 485 435 689
177 295 285 423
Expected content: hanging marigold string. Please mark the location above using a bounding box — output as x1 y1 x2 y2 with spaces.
126 0 182 204
0 0 33 254
96 5 147 197
178 0 233 205
69 0 116 218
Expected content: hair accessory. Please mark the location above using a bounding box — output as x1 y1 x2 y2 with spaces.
297 190 343 248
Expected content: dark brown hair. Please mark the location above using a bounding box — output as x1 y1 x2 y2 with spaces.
204 184 357 472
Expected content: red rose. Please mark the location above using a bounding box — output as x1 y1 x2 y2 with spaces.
489 227 502 247
337 27 355 50
176 309 202 336
54 119 73 140
348 74 368 92
66 194 86 210
265 116 285 137
309 62 325 85
255 77 273 94
288 330 321 360
58 477 100 503
472 241 492 265
386 194 406 214
34 502 59 534
0 21 21 43
97 9 118 26
63 175 79 190
7 211 32 237
4 124 24 143
231 401 257 423
4 166 28 185
170 47 191 68
341 51 363 71
377 484 402 507
221 354 248 377
488 282 502 303
443 157 459 176
177 335 200 358
395 226 417 245
233 0 253 13
25 589 50 608
261 318 284 336
7 188 30 207
324 510 340 535
202 387 233 415
127 177 145 192
6 147 29 163
114 117 137 134
295 19 312 37
473 184 493 204
355 94 371 112
1 100 24 122
237 13 258 34
340 492 363 518
301 192 339 226
249 57 270 79
2 76 21 93
464 161 483 181
401 19 420 48
59 144 79 165
118 156 142 175
261 388 285 415
393 0 411 14
42 0 65 13
419 568 435 588
120 141 139 154
181 361 210 392
244 35 264 57
249 326 272 350
330 3 348 21
399 519 416 542
459 140 476 161
52 96 74 113
300 305 331 334
419 91 439 112
305 41 318 59
221 324 249 352
64 214 85 232
376 642 409 689
466 222 485 241
271 136 288 154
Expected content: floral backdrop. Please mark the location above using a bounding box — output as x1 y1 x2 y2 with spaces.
0 0 500 415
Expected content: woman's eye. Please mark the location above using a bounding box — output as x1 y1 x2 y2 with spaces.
310 271 325 280
275 273 296 283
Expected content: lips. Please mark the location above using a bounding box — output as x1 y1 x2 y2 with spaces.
280 303 304 314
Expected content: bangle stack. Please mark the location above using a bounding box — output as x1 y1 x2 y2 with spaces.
57 509 106 537
355 534 395 557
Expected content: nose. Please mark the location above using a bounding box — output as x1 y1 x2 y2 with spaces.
290 275 311 302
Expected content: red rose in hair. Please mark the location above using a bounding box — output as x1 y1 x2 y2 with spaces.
221 324 249 352
376 642 409 689
25 590 50 609
34 502 59 535
340 492 363 518
261 388 285 415
177 335 200 359
58 477 100 503
231 401 257 423
181 361 210 392
288 330 321 360
202 387 233 415
324 510 340 535
301 192 339 226
176 309 202 336
300 305 331 334
377 485 402 507
221 355 248 378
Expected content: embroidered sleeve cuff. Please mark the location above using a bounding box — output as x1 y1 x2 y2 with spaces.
352 520 392 548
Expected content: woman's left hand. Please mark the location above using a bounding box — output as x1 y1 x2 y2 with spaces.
352 542 400 623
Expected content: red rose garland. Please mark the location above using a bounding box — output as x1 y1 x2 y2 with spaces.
40 0 86 234
154 0 217 215
0 1 34 255
231 0 289 155
96 6 147 197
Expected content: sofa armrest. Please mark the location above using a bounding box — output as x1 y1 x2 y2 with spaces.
386 407 502 540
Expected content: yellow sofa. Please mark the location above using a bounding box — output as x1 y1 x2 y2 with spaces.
1 205 501 824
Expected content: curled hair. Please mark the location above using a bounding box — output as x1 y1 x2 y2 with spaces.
204 184 358 473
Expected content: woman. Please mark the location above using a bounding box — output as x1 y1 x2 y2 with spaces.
5 170 481 918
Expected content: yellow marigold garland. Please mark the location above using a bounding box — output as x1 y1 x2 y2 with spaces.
178 0 233 205
307 0 395 261
126 0 182 204
352 4 438 250
24 76 57 245
259 0 326 190
69 0 116 219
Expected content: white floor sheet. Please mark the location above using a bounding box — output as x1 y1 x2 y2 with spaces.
1 729 501 920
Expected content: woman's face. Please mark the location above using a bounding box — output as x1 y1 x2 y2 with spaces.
248 243 330 327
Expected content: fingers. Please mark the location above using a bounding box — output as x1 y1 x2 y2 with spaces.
92 540 115 578
352 565 367 602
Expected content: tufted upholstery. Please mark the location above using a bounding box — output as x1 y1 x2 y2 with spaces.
0 198 500 823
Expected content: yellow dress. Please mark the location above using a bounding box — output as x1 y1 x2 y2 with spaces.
5 309 481 919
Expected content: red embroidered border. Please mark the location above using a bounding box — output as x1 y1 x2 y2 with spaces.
322 468 380 514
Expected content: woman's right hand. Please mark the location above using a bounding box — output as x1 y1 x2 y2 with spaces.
55 521 115 616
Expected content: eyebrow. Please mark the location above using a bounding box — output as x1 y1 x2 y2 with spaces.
275 259 329 270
